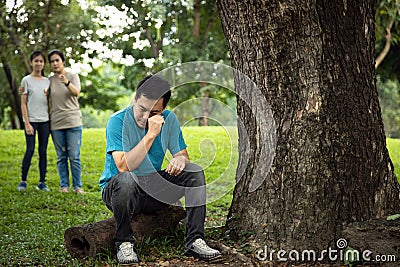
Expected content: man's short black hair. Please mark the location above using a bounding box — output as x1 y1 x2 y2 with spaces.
136 75 171 108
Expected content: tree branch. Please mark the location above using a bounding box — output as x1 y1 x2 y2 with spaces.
145 28 159 58
375 15 396 69
3 12 30 72
201 5 218 49
43 0 52 50
192 0 201 38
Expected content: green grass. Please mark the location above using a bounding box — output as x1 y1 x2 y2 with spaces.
387 138 400 183
0 127 237 266
0 128 399 266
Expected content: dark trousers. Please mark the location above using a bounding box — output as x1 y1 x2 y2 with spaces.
21 121 50 182
102 163 206 248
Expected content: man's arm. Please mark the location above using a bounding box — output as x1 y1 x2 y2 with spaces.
112 114 164 172
112 133 157 172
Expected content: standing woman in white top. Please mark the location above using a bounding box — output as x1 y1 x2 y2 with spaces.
18 50 51 191
48 49 85 194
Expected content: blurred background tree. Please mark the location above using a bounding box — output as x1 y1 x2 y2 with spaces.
375 0 400 138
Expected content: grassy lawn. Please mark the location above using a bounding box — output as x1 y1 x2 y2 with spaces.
0 127 237 266
0 127 398 266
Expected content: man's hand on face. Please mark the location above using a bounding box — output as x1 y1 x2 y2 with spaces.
166 156 186 176
147 114 164 137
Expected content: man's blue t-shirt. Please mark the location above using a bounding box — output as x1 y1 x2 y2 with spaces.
98 106 187 190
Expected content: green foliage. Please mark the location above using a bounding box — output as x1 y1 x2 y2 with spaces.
81 107 114 128
375 0 400 80
387 138 400 183
172 94 237 127
0 127 236 265
95 0 230 106
1 0 233 129
79 63 130 111
0 0 100 128
1 0 98 72
386 214 400 220
375 0 400 44
377 76 400 137
3 0 398 133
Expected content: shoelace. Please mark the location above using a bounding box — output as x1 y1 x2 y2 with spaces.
120 243 133 256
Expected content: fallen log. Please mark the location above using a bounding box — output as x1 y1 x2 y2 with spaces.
64 205 186 259
341 217 400 266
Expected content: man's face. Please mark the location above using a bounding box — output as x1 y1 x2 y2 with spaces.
133 95 165 128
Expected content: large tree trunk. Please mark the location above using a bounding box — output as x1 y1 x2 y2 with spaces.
217 0 400 256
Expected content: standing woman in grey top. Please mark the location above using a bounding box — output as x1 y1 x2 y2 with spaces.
18 50 51 192
48 49 85 194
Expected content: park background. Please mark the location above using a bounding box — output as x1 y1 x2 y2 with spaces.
1 0 400 266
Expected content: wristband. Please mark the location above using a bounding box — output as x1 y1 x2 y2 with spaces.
65 80 71 86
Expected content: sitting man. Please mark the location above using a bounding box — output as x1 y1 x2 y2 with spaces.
99 74 221 264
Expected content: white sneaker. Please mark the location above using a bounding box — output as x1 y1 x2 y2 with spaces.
185 238 222 260
117 242 138 264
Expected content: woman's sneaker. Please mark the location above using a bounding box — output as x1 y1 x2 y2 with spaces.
17 181 27 191
185 238 222 261
117 242 138 265
37 183 50 192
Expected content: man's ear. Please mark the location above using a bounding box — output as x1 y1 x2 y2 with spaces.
133 92 137 104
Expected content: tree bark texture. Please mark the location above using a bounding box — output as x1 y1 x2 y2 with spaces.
217 0 400 253
64 206 185 259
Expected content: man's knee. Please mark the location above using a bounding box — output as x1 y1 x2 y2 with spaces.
103 172 142 208
184 163 203 173
184 163 206 187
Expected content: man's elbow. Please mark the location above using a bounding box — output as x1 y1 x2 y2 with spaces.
116 164 129 173
114 159 128 173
